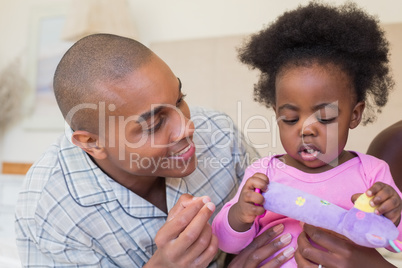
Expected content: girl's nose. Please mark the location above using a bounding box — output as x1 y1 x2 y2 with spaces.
300 114 318 137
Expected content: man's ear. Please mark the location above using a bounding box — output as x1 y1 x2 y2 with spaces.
71 130 107 159
349 101 365 129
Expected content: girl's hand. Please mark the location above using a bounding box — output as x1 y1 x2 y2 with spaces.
352 182 402 226
228 172 268 232
295 224 396 268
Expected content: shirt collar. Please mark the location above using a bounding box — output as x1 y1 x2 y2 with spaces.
59 134 117 206
59 132 189 217
109 177 188 218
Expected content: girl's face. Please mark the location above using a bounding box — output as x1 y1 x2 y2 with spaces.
274 63 364 173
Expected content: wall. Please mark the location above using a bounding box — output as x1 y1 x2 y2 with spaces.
151 23 402 157
1 0 402 165
0 0 402 165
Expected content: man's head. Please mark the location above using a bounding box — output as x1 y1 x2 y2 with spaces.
54 33 152 133
53 34 197 186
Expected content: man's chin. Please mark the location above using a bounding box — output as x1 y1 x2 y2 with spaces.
160 156 197 178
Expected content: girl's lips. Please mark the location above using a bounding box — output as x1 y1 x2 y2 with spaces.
169 142 196 160
299 144 321 161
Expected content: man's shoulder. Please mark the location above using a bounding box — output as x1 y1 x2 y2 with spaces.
22 133 82 199
26 136 63 177
190 106 235 130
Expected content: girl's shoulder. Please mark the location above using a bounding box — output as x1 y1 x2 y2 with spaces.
245 154 284 173
351 151 389 172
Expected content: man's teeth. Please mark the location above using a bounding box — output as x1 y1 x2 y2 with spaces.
172 144 191 156
306 149 315 154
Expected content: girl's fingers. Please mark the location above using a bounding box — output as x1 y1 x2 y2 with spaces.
381 205 402 224
243 190 265 205
375 197 398 213
366 182 386 196
246 173 269 192
351 193 362 204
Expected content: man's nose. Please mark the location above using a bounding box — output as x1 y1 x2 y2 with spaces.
170 115 195 143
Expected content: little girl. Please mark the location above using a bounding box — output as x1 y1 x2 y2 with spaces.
212 2 402 267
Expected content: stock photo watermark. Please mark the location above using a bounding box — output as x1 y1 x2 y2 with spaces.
64 100 340 170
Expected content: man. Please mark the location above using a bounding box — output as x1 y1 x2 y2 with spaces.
15 33 256 267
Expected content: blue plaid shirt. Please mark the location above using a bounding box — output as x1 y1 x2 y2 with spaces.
15 107 257 267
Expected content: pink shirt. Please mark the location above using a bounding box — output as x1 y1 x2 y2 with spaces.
212 152 402 267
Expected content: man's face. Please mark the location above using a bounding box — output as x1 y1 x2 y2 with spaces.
98 55 197 182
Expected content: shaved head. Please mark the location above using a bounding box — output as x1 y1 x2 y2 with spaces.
54 33 153 133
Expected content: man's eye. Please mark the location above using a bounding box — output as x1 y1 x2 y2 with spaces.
146 119 164 133
176 93 187 106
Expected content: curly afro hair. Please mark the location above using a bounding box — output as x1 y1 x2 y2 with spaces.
238 1 394 124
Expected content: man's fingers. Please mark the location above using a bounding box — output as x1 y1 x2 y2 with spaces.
184 223 214 262
228 224 292 268
249 224 285 249
294 246 311 267
239 234 294 268
177 201 215 249
303 223 349 249
261 246 295 268
156 196 212 244
192 230 219 267
166 193 194 222
296 230 327 266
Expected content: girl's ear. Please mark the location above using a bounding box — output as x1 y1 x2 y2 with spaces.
349 101 365 129
71 130 107 159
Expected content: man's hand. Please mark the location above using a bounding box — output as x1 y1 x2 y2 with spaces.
295 223 396 268
145 194 218 268
228 224 294 268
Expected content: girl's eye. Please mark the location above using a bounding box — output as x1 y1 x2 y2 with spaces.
318 117 336 124
282 118 299 125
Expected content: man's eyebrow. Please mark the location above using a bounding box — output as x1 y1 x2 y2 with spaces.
137 105 164 122
178 77 182 92
136 78 182 122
